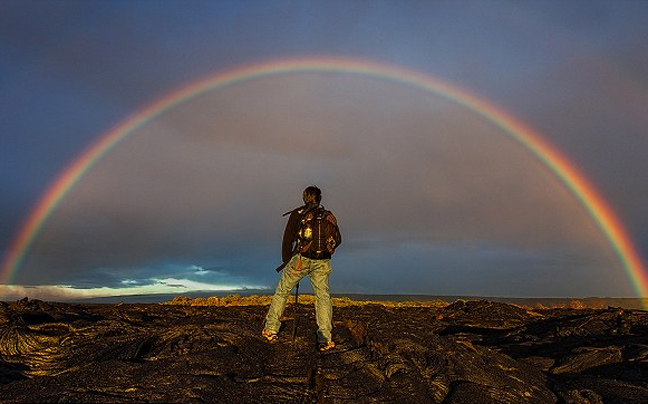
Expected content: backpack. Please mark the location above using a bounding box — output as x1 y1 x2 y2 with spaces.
297 206 340 259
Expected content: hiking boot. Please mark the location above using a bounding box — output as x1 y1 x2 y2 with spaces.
318 340 335 352
262 329 278 343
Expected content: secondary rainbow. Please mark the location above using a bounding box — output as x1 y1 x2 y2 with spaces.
2 56 647 304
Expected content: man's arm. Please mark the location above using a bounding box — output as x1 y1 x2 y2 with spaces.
282 210 301 263
327 212 342 250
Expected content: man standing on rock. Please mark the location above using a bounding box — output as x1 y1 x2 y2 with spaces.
263 186 342 352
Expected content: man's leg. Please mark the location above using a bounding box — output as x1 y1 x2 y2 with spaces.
308 258 333 344
264 255 304 335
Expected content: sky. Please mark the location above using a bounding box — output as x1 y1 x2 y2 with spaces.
2 0 648 301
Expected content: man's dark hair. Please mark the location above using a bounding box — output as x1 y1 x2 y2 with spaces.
304 186 322 204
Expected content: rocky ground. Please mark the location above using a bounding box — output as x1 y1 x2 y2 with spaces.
1 297 647 403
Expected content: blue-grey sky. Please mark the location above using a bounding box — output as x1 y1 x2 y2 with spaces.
2 0 648 301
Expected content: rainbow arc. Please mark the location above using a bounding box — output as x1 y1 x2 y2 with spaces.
2 56 646 304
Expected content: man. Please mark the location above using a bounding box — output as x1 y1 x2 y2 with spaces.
262 186 342 352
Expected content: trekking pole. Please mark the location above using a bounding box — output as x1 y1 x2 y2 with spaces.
291 282 300 344
295 281 300 304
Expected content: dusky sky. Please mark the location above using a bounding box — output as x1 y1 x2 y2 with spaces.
2 1 648 301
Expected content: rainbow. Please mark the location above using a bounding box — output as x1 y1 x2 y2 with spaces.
2 56 647 303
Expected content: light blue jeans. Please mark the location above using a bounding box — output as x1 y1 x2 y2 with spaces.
264 254 333 343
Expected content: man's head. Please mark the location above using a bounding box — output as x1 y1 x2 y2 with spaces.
303 186 322 206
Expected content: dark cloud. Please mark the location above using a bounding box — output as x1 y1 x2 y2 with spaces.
13 74 626 297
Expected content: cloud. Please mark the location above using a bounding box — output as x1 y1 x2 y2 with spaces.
0 278 269 302
10 73 627 298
